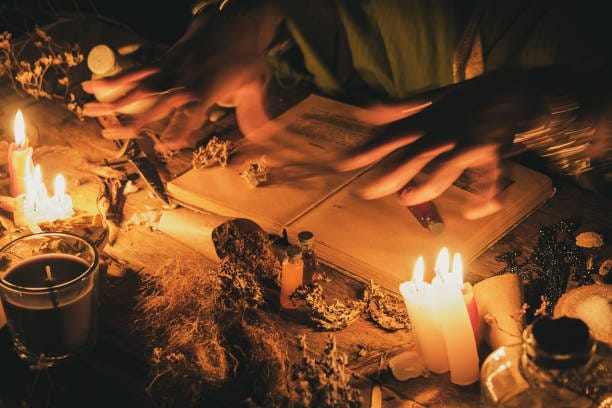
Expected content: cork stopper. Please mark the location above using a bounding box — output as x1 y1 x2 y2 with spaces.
87 44 118 76
286 245 302 262
525 316 594 369
297 231 314 244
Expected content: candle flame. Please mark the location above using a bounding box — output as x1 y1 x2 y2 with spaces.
452 252 463 287
413 256 425 283
435 247 450 280
14 110 26 148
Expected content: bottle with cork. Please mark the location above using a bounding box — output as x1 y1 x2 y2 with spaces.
86 43 156 115
297 231 318 284
280 245 304 309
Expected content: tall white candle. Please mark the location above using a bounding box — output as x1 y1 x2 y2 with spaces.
431 249 480 385
399 257 449 374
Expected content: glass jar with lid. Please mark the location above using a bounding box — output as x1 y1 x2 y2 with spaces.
480 316 611 407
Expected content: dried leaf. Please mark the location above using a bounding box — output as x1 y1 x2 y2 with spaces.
291 283 365 330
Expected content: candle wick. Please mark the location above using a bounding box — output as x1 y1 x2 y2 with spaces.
45 264 53 282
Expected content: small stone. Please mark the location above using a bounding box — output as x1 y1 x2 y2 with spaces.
575 232 604 248
388 350 428 381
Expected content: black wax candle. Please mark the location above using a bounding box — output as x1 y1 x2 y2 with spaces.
1 254 94 357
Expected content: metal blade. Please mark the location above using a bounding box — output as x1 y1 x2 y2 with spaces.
130 156 169 204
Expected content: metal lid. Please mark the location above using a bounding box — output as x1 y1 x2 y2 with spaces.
524 316 594 369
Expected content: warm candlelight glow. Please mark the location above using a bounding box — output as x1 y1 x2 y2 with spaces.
14 110 26 148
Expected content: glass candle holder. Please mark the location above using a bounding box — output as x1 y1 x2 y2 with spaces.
0 232 99 365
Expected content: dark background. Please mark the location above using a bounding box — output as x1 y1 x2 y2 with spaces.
1 0 194 45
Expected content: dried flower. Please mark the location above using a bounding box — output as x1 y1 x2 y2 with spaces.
0 28 84 118
192 136 236 168
240 156 269 187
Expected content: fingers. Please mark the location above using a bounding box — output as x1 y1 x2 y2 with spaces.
336 116 426 172
81 67 159 95
357 140 455 199
399 144 499 205
100 92 198 141
390 144 504 220
354 100 432 125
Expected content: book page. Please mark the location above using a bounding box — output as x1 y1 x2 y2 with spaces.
166 95 378 233
287 161 553 292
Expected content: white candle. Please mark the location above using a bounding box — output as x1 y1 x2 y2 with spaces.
431 249 480 385
8 111 33 197
399 256 449 374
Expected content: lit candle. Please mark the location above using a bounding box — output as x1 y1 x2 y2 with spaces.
49 174 74 220
452 253 480 346
8 111 33 197
399 257 449 374
431 249 480 385
14 165 74 228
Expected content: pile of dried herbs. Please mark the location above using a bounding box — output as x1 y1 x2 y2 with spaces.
290 335 361 408
135 220 362 407
290 280 410 332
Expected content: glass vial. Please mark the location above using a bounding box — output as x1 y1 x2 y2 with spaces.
297 231 318 285
280 245 303 309
480 316 611 407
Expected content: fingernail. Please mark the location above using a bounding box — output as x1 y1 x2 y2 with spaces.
400 187 414 201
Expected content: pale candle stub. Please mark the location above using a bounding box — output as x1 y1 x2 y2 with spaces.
473 273 524 350
8 110 33 197
399 256 449 374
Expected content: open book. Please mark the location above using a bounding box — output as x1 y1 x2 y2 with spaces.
166 95 554 292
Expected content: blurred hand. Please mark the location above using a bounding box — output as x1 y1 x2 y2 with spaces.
337 72 546 219
81 1 283 150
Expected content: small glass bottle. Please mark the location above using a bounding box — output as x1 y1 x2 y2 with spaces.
481 316 611 407
297 230 318 285
280 245 304 309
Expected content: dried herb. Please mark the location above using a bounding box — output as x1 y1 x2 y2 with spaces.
135 220 289 407
362 280 410 331
290 283 365 331
240 156 269 187
212 218 281 287
495 219 594 320
192 136 236 168
290 335 361 408
0 28 84 118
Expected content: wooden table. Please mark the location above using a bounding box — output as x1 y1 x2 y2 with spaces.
0 19 610 408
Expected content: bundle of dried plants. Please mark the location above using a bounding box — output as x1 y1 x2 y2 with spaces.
0 27 84 117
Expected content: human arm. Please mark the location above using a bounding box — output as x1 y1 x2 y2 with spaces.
81 0 283 149
336 66 611 218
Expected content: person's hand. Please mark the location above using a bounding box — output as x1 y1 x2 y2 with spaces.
81 1 283 150
337 71 547 219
